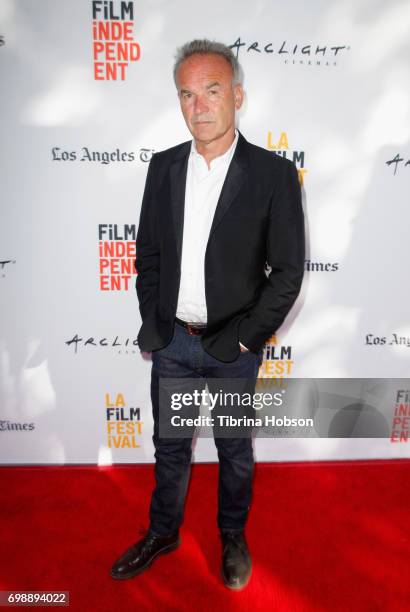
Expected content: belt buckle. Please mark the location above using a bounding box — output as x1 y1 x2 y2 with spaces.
187 323 200 336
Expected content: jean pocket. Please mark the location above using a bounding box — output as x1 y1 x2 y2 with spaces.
152 326 177 358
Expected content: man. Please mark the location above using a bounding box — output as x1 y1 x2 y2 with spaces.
111 39 305 589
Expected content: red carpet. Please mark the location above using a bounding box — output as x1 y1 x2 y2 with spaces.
1 460 409 611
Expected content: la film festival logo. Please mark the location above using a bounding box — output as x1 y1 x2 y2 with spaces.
92 0 141 80
105 393 143 448
98 224 136 291
259 334 294 379
268 132 339 273
267 130 307 185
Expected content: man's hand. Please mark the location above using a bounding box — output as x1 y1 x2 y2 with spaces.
239 342 249 353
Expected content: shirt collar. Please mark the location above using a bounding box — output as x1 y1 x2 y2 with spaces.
190 128 239 165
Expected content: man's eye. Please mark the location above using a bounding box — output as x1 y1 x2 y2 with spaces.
182 92 192 99
209 90 217 95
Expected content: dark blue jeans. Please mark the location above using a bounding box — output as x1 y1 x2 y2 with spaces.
148 321 262 537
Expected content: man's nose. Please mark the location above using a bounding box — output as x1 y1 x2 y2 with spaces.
193 94 209 114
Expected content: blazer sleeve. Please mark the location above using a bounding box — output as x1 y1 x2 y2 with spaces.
135 154 160 319
238 159 305 352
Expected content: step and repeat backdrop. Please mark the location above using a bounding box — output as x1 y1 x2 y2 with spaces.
1 0 409 464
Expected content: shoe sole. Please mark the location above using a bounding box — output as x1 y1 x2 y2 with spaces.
220 563 252 591
110 536 181 580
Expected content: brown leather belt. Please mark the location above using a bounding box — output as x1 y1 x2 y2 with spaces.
175 317 207 336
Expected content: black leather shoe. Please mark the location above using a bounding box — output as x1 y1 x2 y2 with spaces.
220 531 252 590
110 531 181 580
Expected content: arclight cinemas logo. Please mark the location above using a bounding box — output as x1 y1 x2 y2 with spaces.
65 334 138 354
92 1 141 80
0 259 16 278
230 37 350 67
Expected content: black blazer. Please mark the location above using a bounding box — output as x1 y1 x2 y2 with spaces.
135 130 305 362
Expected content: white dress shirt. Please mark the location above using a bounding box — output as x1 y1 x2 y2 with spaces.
175 129 249 352
176 129 239 323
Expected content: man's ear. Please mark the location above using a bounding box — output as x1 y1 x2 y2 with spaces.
234 84 244 110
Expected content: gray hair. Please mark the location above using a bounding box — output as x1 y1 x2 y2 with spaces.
173 39 242 87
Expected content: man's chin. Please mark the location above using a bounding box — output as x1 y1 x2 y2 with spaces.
191 126 218 143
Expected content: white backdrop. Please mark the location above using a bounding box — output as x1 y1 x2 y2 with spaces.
1 0 410 464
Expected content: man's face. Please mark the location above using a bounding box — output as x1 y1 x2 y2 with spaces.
176 53 243 145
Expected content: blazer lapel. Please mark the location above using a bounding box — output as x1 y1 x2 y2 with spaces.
169 142 190 262
209 130 249 239
169 130 249 262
